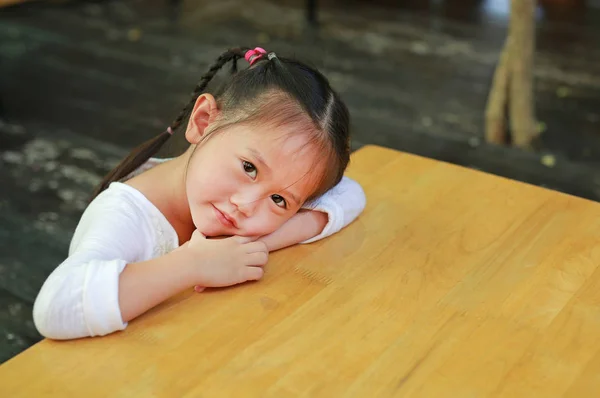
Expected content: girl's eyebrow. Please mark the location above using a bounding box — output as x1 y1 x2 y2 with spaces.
248 147 301 205
284 190 301 206
248 147 270 172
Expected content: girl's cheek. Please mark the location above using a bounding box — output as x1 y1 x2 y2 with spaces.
245 214 280 236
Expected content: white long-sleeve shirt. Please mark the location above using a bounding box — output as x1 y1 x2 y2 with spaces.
33 159 366 340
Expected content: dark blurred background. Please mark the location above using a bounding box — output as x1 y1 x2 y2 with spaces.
1 0 599 364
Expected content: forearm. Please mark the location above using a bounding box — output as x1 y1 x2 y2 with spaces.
259 210 328 252
119 249 194 323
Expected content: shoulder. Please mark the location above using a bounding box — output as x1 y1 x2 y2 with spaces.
79 183 151 225
123 157 172 181
69 183 177 258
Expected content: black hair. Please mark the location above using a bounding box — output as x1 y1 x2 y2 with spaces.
92 47 350 203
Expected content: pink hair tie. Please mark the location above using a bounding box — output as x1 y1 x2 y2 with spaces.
245 47 267 66
166 127 174 135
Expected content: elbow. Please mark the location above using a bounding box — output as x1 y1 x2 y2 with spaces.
345 177 367 223
32 275 93 341
357 181 367 214
32 286 110 341
33 285 70 340
33 259 128 340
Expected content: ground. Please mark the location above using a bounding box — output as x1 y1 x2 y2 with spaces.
1 0 599 363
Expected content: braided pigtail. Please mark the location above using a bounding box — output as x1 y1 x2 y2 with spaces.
91 48 247 200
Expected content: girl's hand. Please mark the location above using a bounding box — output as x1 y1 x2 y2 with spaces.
185 230 268 291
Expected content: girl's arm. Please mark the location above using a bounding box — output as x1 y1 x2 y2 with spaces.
33 249 192 340
118 234 266 323
34 190 267 340
33 187 192 340
259 176 366 251
33 192 154 340
259 210 328 252
117 248 196 323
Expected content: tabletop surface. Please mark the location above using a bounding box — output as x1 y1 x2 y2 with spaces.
2 145 600 397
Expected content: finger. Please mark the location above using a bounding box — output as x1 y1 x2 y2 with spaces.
191 230 206 240
209 235 229 240
232 235 256 244
173 241 189 252
194 285 205 293
244 240 268 254
246 251 268 266
241 266 264 281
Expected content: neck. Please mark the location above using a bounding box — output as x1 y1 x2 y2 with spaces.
164 151 196 244
127 148 195 245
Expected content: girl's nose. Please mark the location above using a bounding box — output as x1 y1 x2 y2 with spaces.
230 192 261 217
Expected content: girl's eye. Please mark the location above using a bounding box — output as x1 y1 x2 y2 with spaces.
271 194 287 209
242 161 257 179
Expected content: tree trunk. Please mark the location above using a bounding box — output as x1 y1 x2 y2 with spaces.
485 0 537 149
485 36 511 145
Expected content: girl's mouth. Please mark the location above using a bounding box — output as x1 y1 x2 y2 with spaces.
213 205 238 229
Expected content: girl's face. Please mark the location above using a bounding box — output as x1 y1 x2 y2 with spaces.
185 123 323 238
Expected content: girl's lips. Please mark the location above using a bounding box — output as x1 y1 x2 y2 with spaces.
213 205 237 228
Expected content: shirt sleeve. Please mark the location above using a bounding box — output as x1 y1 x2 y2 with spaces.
33 190 152 340
299 175 366 244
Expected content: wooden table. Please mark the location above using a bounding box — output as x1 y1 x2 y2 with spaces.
2 145 600 397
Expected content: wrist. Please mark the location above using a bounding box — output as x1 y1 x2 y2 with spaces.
169 246 203 286
258 210 329 252
118 247 202 322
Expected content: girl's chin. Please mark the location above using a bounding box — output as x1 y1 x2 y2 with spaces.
205 234 233 239
194 225 227 238
192 217 228 236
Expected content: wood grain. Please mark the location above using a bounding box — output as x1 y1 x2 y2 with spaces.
1 145 600 397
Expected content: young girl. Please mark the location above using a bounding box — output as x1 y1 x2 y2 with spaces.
33 47 366 340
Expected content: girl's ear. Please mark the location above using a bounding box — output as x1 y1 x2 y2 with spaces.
185 93 220 144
